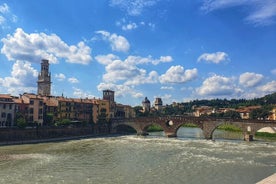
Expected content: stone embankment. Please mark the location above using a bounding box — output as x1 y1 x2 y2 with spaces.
257 173 276 184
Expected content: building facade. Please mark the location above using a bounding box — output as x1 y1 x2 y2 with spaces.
21 93 44 125
0 94 16 127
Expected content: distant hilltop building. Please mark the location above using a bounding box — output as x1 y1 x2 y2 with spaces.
142 97 151 112
37 59 51 96
154 98 163 110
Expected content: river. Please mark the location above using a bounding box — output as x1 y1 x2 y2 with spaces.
0 127 275 184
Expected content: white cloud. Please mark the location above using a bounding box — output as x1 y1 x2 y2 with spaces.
257 81 276 93
201 0 276 26
110 0 159 16
161 86 174 90
126 55 173 65
196 74 242 97
97 82 143 98
0 60 38 95
95 54 172 86
55 73 66 81
0 3 9 14
122 22 138 30
159 65 198 83
271 68 276 75
95 54 119 65
239 72 264 88
0 15 5 24
116 19 156 31
72 87 95 98
103 59 141 82
1 28 92 64
96 30 130 52
197 52 229 64
68 77 79 84
124 70 159 85
0 3 17 29
245 1 276 25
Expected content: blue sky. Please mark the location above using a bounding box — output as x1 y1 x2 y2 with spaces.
0 0 275 106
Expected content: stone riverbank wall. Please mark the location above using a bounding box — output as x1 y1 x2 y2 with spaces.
0 124 110 145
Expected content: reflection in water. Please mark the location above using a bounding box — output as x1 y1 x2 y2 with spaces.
0 127 275 184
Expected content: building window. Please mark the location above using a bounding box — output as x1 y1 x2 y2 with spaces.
29 108 34 114
39 101 43 106
30 100 34 105
9 104 12 110
39 108 43 114
1 113 6 118
3 104 6 109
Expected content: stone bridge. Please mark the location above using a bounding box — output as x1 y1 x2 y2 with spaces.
111 116 276 141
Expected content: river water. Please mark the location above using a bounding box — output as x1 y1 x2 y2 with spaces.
0 127 275 184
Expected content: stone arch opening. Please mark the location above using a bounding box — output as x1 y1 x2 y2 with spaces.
212 123 243 140
144 123 165 137
255 127 276 140
113 124 137 135
176 122 204 139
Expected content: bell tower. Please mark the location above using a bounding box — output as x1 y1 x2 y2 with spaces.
37 59 51 96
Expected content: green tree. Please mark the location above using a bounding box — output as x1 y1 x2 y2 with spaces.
223 110 241 119
56 119 71 126
16 117 27 128
45 113 54 126
250 106 272 119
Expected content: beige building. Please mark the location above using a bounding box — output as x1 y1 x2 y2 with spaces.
193 106 214 117
236 106 261 119
21 93 44 125
0 94 16 127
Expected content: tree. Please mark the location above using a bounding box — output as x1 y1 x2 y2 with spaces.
133 106 144 117
250 106 272 119
16 117 27 128
45 113 54 126
223 110 241 119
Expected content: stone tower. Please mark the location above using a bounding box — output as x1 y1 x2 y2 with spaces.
142 97 151 112
103 89 115 118
37 59 51 96
154 98 163 110
103 89 115 102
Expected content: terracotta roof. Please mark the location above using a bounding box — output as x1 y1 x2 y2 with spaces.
22 93 43 99
0 94 12 99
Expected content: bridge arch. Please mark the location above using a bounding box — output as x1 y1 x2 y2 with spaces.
175 121 204 139
113 124 137 134
174 121 203 132
142 122 165 133
256 126 276 133
210 122 244 140
112 123 141 135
